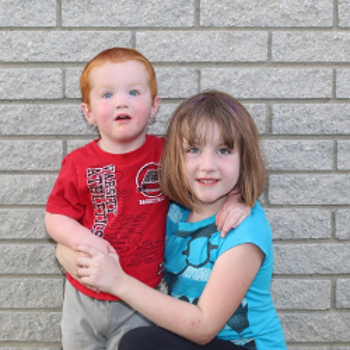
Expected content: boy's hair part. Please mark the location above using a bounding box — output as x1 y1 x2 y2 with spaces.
80 47 158 106
160 90 266 209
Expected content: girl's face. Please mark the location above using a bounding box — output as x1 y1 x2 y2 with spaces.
183 122 240 217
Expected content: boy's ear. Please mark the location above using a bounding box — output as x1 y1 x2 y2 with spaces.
149 96 161 120
81 103 95 125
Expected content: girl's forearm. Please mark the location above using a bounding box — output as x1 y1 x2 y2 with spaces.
114 274 216 345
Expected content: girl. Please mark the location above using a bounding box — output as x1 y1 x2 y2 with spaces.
76 90 287 350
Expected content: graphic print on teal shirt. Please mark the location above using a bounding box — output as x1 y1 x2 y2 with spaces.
164 205 254 344
164 202 287 350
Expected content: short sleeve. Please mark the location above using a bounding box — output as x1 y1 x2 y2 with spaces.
46 155 85 220
218 203 272 258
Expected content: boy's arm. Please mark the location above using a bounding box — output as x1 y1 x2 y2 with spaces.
56 243 80 280
45 212 111 253
216 192 251 238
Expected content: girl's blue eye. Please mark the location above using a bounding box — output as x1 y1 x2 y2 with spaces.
103 92 113 98
218 148 231 155
188 147 200 154
129 90 138 96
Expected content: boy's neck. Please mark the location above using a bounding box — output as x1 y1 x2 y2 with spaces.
97 135 147 154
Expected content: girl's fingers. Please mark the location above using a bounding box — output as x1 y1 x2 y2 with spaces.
75 244 98 256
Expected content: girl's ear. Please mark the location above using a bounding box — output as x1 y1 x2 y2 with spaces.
149 96 161 121
81 103 95 125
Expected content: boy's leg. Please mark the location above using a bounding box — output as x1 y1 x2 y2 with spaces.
61 280 108 350
106 301 152 350
119 326 246 350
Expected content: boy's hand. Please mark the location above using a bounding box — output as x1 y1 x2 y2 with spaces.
216 193 251 238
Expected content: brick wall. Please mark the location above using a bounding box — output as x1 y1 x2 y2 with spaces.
0 0 349 348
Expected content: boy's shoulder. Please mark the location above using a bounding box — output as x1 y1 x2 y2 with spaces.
65 140 97 159
146 134 165 147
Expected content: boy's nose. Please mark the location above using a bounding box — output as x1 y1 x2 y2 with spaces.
115 93 128 108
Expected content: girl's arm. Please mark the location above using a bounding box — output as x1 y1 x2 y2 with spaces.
76 243 264 345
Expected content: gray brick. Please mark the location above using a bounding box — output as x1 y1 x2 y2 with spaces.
274 243 350 275
272 104 350 135
0 175 57 205
201 0 333 27
337 69 350 98
339 0 350 27
136 31 267 62
265 209 331 240
156 68 199 98
0 31 131 62
336 209 350 240
67 139 96 154
65 67 83 99
3 348 60 350
0 69 62 100
0 311 61 342
336 279 350 308
202 69 332 99
262 140 333 171
273 32 350 62
148 102 178 136
149 102 266 136
281 312 350 342
269 174 350 205
0 0 56 27
0 243 60 274
271 279 331 310
0 104 97 135
62 0 195 27
244 104 268 135
67 67 201 100
0 209 48 240
0 278 63 308
338 140 350 170
0 141 62 171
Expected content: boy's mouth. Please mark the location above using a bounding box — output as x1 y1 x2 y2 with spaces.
115 115 131 121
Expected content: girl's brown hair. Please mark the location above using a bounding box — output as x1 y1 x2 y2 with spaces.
160 90 266 210
80 47 158 106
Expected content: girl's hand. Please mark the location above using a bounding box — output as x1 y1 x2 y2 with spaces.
216 192 251 238
75 244 124 296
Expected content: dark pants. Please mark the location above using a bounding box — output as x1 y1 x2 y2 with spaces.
119 326 246 350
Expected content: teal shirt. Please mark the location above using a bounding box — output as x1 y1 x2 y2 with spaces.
164 202 287 350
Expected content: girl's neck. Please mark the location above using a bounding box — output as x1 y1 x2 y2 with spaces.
186 207 217 223
186 197 226 223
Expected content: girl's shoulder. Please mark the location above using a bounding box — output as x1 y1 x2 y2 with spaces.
220 202 273 256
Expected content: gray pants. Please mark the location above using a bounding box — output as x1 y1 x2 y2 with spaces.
61 280 151 350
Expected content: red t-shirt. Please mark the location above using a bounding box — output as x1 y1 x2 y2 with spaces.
47 135 169 301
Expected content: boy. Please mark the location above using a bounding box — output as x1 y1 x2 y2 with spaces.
46 47 249 349
46 48 167 349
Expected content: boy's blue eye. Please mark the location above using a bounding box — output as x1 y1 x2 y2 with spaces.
188 147 200 154
129 90 138 96
103 92 113 98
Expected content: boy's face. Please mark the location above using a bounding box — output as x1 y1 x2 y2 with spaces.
82 60 160 154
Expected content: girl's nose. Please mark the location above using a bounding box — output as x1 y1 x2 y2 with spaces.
199 151 217 172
